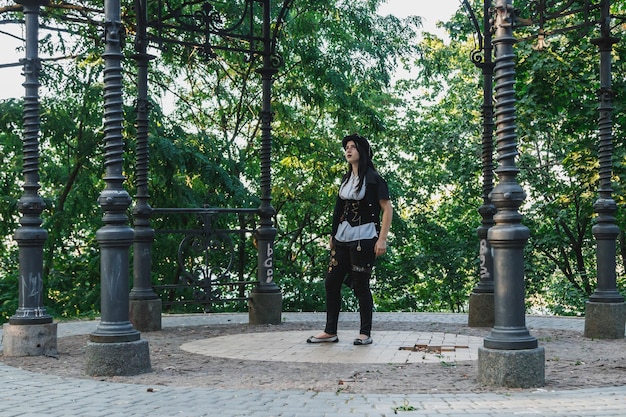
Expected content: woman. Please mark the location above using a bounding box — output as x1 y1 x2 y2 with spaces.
307 133 392 345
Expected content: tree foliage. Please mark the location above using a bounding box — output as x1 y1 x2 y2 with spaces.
446 0 626 314
0 0 625 322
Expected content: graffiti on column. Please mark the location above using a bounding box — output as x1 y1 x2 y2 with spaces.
264 243 274 283
22 272 42 298
479 239 490 280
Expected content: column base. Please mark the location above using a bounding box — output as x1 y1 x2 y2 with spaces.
129 298 162 332
248 290 282 325
85 339 151 376
478 346 545 388
467 292 494 328
1 322 57 357
584 301 625 339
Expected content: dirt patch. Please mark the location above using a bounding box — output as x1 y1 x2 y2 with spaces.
2 320 626 394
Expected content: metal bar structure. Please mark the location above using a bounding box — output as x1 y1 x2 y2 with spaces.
138 0 293 322
2 0 621 368
463 0 624 339
130 0 158 302
516 0 602 44
465 0 496 328
589 0 622 304
150 208 258 312
475 1 496 297
10 0 52 326
483 0 538 351
129 0 162 332
89 0 141 344
476 0 546 389
153 0 265 57
584 0 625 338
254 0 279 294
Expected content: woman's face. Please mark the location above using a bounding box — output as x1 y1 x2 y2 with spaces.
344 140 360 164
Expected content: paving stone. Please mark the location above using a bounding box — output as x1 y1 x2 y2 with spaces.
0 312 623 416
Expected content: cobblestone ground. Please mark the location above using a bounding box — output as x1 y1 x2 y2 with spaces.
0 313 625 416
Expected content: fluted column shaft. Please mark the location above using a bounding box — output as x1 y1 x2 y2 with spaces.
484 0 537 350
11 0 52 325
589 0 622 304
130 0 158 302
255 0 279 293
90 0 140 343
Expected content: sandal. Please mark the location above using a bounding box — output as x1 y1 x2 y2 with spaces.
306 334 338 343
353 336 373 345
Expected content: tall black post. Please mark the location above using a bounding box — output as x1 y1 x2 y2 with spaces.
584 0 625 339
477 0 544 388
129 0 162 332
2 0 57 357
468 0 496 328
249 0 283 324
85 0 151 376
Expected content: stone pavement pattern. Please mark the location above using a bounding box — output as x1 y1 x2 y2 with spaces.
0 312 625 416
180 330 484 364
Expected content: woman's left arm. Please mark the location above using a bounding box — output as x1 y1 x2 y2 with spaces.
375 199 393 257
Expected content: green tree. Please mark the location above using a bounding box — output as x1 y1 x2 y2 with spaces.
0 0 425 319
442 0 626 314
2 0 622 322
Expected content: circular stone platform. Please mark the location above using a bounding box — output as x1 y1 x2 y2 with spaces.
180 330 483 364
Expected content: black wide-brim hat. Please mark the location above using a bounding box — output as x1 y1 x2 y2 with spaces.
342 134 373 158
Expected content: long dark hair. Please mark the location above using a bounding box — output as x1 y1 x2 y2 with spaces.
341 134 375 194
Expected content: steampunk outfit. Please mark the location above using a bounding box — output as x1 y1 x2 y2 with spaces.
322 167 390 339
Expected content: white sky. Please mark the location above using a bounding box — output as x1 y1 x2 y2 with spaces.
379 0 460 34
0 0 460 100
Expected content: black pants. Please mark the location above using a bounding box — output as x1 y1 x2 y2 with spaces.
323 238 376 337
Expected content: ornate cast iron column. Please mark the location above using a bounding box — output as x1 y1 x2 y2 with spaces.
11 0 51 326
478 0 544 388
85 0 151 376
2 0 57 357
249 0 282 324
466 0 496 328
145 0 292 324
584 0 625 339
129 0 162 332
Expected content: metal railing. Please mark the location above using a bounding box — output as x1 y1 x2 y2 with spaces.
151 207 259 312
